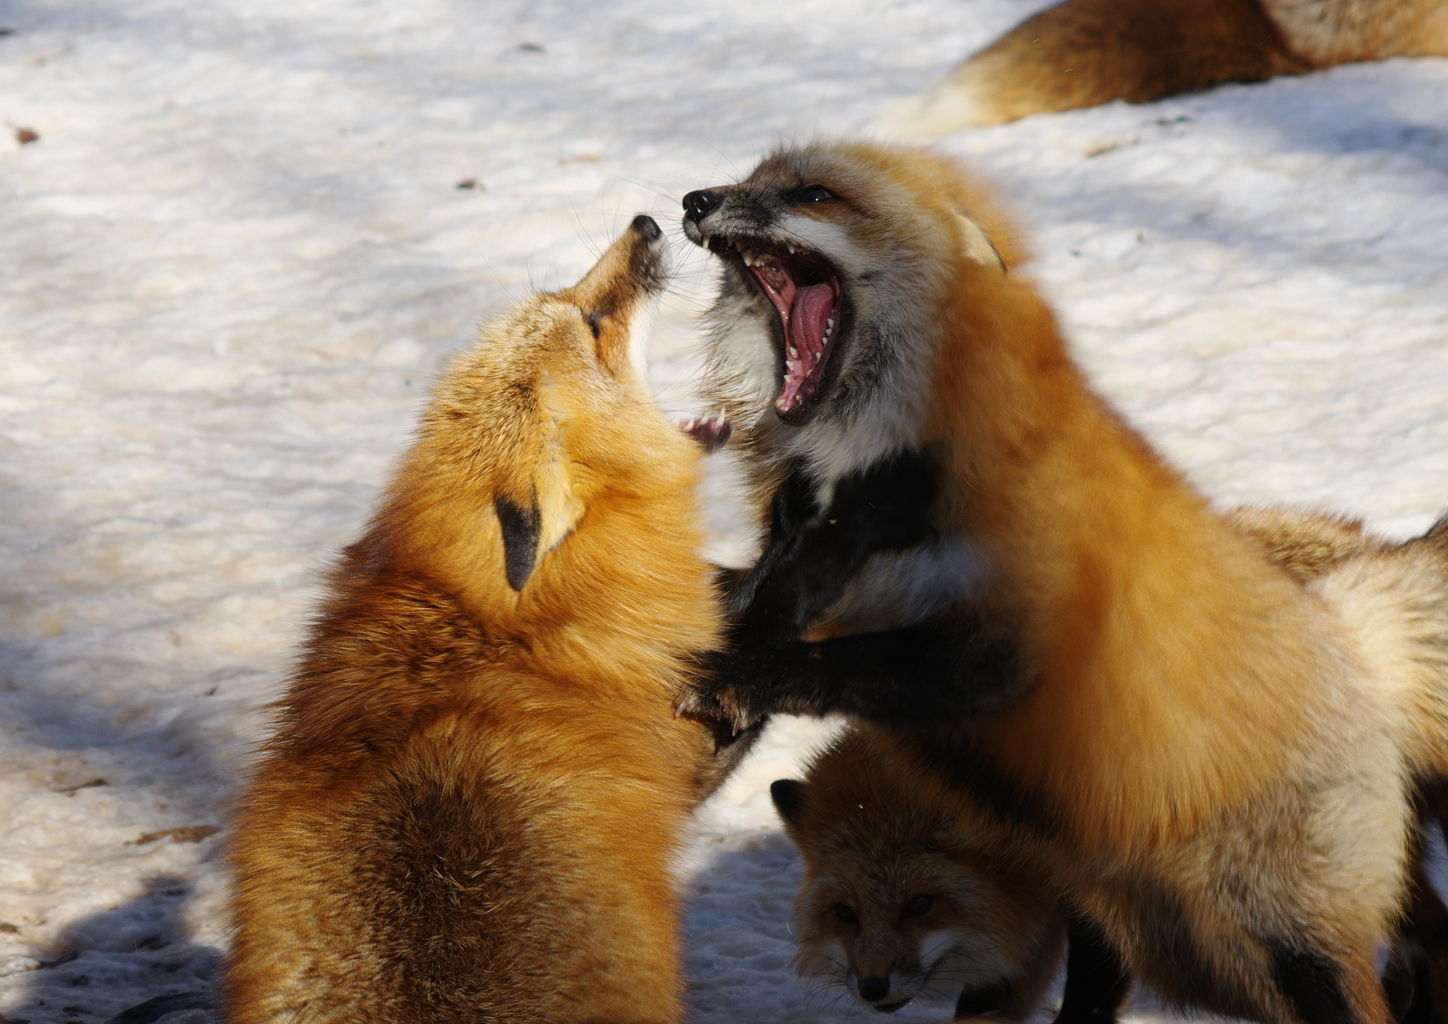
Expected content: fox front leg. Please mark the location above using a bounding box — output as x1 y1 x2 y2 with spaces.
680 617 1024 733
727 450 938 645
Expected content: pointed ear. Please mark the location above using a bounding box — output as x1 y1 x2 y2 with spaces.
956 213 1005 271
532 428 585 557
495 385 587 593
771 778 807 825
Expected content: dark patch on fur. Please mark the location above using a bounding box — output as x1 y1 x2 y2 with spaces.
911 731 1060 837
696 617 1025 730
494 494 540 591
690 450 1026 729
1126 874 1203 994
1383 944 1428 1024
728 452 937 644
954 979 1013 1017
1266 941 1356 1024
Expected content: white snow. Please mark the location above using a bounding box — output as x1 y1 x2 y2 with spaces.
1 0 1446 1019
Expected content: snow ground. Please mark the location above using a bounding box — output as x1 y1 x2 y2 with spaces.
1 0 1447 1020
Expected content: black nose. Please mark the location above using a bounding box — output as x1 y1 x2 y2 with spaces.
630 214 661 241
682 189 720 222
858 977 890 1002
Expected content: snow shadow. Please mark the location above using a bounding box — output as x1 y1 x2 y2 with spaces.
2 878 220 1024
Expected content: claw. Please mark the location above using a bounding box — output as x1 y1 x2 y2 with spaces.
676 410 733 453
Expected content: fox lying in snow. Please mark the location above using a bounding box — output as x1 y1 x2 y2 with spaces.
882 0 1448 136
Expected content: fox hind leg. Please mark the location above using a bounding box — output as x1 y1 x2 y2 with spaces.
1267 939 1390 1024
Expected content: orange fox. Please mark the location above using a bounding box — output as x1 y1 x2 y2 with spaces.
772 506 1448 1021
226 216 752 1024
773 726 1066 1021
883 0 1448 135
678 140 1448 1024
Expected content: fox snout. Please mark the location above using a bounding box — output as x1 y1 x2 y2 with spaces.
567 213 668 311
559 213 668 379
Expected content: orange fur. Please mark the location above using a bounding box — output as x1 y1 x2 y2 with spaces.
775 726 1064 1020
226 218 742 1024
688 140 1448 1024
778 505 1448 1021
883 0 1448 135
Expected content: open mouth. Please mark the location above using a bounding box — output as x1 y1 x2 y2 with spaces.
872 999 911 1014
703 235 844 423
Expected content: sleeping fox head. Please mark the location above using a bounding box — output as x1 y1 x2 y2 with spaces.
681 141 1028 481
365 215 722 660
772 727 1063 1019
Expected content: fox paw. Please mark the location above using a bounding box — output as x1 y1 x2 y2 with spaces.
676 410 732 453
675 678 766 735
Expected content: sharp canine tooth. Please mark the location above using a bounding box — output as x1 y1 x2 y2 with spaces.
785 243 797 254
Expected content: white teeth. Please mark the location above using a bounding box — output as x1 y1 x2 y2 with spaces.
788 346 798 358
785 243 797 254
703 234 712 249
825 317 835 336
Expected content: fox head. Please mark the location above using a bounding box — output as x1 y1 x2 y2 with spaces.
771 728 1058 1017
681 141 1028 483
368 216 719 650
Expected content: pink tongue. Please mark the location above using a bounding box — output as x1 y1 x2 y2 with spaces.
777 283 834 412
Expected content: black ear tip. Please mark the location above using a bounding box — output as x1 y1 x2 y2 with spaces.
771 778 805 822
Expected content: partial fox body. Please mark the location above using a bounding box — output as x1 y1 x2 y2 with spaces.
772 506 1448 1021
226 217 746 1024
679 140 1448 1024
773 727 1065 1020
882 0 1448 136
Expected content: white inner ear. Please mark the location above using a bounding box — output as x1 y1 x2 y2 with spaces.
534 434 583 554
956 214 1004 271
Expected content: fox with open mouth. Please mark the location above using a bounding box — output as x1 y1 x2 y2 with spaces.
679 141 1448 1024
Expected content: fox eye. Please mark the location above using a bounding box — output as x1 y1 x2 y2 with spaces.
799 185 836 204
833 903 858 924
584 311 602 340
903 895 934 916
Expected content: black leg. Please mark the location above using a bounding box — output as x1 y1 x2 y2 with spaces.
726 452 937 644
1266 941 1356 1024
1384 943 1430 1024
1054 915 1131 1024
683 617 1023 730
